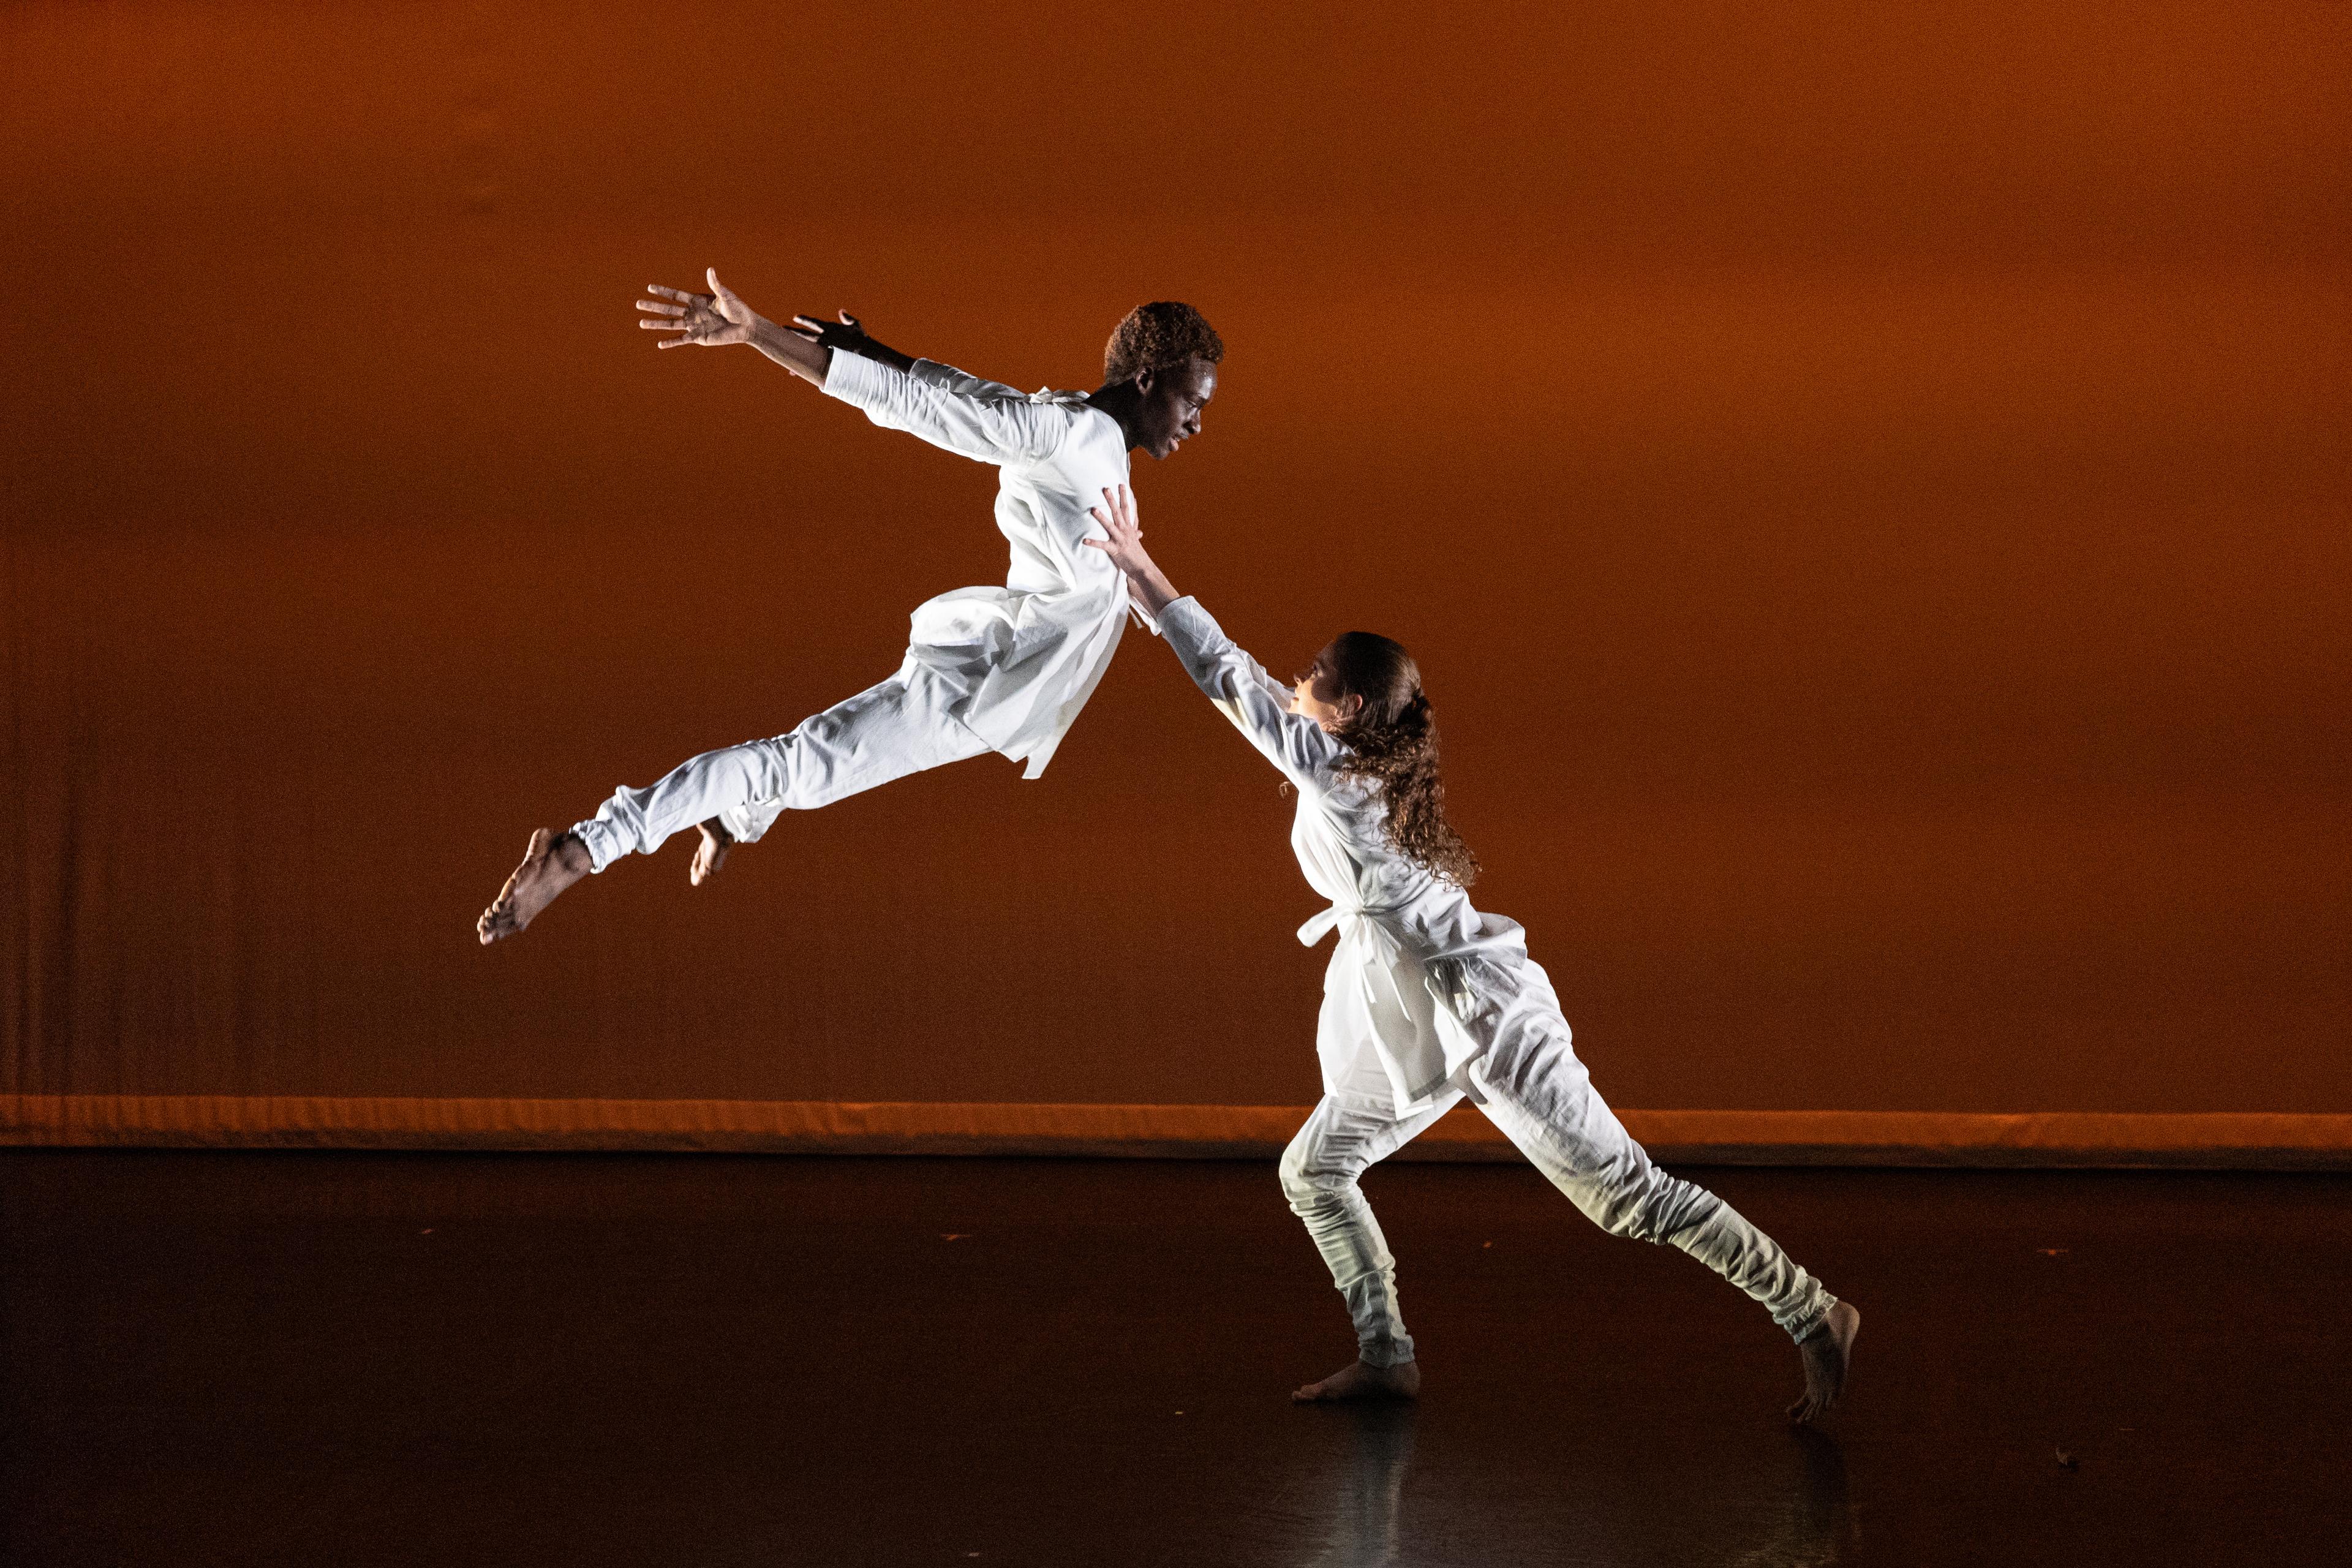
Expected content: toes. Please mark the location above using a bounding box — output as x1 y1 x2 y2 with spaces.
476 899 519 942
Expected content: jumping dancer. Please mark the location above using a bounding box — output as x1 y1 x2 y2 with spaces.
1082 485 1859 1420
477 274 1221 942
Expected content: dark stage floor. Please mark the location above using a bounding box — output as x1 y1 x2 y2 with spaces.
2 1153 2346 1566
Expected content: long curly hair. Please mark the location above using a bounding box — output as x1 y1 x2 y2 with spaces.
1102 301 1224 385
1321 631 1480 887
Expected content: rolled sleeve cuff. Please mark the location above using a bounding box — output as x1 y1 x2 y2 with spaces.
820 349 895 408
1155 595 1223 672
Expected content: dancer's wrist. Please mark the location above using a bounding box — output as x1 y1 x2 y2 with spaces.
1131 568 1180 616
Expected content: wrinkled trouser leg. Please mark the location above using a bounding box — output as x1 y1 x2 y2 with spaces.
1280 1054 1461 1369
1470 1027 1835 1341
570 663 992 872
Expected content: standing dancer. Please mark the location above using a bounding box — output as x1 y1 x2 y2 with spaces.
1082 486 1860 1420
477 274 1221 942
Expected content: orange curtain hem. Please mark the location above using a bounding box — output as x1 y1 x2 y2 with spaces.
4 1097 2349 1168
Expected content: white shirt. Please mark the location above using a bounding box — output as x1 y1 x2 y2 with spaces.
822 352 1152 778
1159 596 1556 1115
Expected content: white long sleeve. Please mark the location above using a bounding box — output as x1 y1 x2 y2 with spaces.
822 352 1072 466
1157 597 1344 791
908 360 1030 403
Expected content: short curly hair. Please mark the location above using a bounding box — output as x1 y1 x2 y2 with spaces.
1102 301 1224 385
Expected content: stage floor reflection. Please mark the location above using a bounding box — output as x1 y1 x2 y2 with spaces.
3 1153 2345 1565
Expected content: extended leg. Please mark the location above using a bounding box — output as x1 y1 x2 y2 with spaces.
1470 1030 1857 1420
477 663 989 942
1280 1068 1458 1400
570 663 990 873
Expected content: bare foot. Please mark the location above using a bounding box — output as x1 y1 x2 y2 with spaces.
689 818 734 886
1292 1359 1421 1404
476 829 592 944
1788 1301 1860 1423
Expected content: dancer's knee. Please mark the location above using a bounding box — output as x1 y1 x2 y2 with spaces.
1277 1140 1321 1208
1278 1140 1357 1216
709 741 784 797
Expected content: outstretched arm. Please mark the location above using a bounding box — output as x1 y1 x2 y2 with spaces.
637 276 925 377
636 268 830 383
1084 488 1340 786
638 272 1063 464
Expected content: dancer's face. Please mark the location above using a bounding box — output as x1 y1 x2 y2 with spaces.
1134 357 1218 460
1290 643 1366 733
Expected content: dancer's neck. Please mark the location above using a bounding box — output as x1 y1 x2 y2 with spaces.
1085 381 1148 453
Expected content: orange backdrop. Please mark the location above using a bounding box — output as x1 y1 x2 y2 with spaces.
5 0 2346 1118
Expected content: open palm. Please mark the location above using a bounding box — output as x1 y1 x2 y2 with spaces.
635 267 760 349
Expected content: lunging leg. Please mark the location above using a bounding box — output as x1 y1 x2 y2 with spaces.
1472 1037 1858 1421
1280 1075 1456 1402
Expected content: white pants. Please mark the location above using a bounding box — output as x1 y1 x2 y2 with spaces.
571 663 993 872
1281 1024 1835 1370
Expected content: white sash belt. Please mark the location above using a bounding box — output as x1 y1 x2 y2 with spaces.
1297 901 1408 948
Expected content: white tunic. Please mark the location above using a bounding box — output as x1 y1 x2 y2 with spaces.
1158 597 1556 1115
821 352 1152 778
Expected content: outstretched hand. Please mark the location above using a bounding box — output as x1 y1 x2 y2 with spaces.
1083 485 1181 615
635 268 762 349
